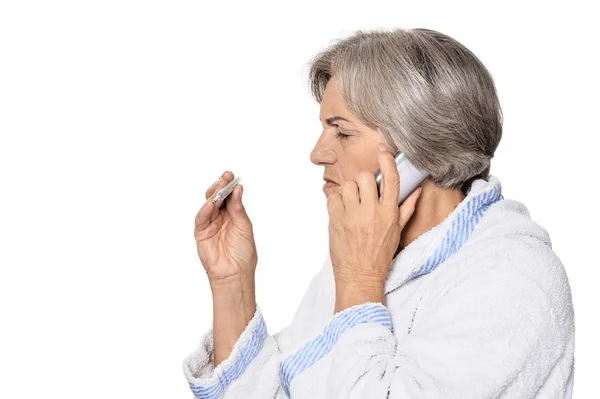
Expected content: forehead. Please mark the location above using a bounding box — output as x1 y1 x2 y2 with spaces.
319 77 348 120
322 76 342 102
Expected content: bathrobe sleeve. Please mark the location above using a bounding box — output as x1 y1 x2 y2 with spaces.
182 303 287 398
182 264 327 399
281 256 573 398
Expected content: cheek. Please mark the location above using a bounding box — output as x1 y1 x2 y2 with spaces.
338 146 379 182
341 167 365 184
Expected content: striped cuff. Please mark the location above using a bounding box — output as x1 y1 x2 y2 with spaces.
185 304 268 399
279 302 392 397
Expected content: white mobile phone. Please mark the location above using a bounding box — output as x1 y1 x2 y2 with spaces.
374 150 429 206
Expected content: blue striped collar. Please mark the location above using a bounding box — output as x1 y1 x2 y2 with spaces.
382 175 504 294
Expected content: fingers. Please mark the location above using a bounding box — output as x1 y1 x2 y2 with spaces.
224 184 254 231
196 171 235 231
398 187 423 230
341 181 360 210
195 193 217 232
326 190 344 220
354 171 378 205
377 145 400 207
205 171 234 200
205 178 223 200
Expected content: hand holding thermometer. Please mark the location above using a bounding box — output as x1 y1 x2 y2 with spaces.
212 176 242 204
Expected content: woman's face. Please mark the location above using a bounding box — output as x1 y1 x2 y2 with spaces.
310 76 389 197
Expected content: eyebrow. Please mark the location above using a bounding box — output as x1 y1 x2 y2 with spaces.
320 116 352 125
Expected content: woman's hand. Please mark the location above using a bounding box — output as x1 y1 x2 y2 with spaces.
194 171 258 287
327 144 422 311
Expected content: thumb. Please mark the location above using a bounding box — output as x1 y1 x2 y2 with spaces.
225 184 251 226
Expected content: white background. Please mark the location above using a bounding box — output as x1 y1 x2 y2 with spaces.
1 0 597 397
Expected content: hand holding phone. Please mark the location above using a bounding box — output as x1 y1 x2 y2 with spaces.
374 150 429 206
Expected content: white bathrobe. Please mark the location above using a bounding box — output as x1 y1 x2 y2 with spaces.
183 175 575 398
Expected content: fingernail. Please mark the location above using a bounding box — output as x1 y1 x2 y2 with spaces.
212 177 222 186
378 144 387 152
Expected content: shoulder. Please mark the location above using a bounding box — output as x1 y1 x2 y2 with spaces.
418 198 574 337
459 198 570 292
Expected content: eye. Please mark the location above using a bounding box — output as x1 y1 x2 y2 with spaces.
333 126 351 140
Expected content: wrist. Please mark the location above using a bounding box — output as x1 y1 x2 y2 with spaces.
211 277 255 312
210 275 256 316
334 279 384 314
210 273 255 295
334 273 385 292
210 275 257 368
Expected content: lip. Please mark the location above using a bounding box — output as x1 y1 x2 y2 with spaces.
323 181 340 191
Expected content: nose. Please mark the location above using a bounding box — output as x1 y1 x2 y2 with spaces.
310 135 336 166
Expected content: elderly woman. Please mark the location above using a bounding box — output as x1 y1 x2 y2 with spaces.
183 28 575 398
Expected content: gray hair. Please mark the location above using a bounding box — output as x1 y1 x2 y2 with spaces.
304 28 503 193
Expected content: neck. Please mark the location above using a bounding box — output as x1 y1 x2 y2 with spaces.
394 178 466 257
